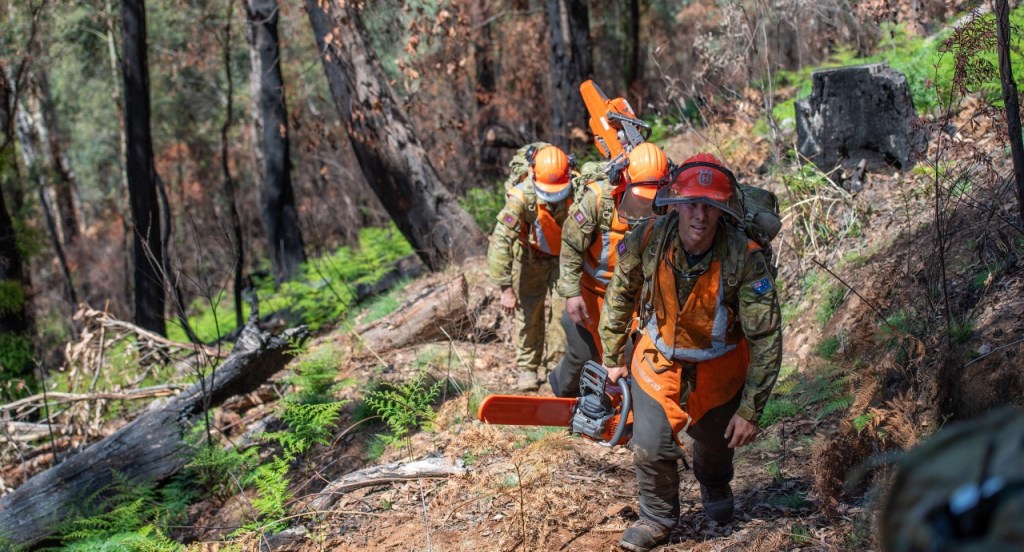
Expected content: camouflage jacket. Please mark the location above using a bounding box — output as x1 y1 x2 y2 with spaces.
556 178 621 298
599 214 783 422
487 178 570 287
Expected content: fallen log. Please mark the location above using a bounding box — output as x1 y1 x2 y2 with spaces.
355 275 469 353
304 456 467 512
0 322 307 548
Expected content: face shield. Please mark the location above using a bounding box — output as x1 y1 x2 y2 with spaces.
533 181 572 203
616 182 661 224
653 162 744 222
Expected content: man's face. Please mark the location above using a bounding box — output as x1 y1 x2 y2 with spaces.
671 201 722 254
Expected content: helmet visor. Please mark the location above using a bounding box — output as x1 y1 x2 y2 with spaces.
616 183 660 224
654 163 744 221
534 182 572 203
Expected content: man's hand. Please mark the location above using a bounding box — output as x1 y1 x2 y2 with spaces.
565 296 590 326
500 286 518 315
606 365 629 385
724 414 757 448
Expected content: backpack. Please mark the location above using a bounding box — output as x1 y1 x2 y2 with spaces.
879 407 1024 552
572 160 617 232
737 183 782 278
503 141 551 192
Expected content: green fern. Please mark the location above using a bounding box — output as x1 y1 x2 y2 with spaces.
365 372 443 453
239 456 292 533
183 443 258 498
818 395 853 419
56 476 179 551
263 401 345 458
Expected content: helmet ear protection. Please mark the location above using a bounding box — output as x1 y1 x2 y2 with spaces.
526 145 538 167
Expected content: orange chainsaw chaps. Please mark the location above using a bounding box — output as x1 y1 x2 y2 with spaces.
580 79 638 159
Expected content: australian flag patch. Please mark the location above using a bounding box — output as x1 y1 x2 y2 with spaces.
751 276 774 296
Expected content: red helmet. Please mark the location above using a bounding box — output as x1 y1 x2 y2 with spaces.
654 152 742 220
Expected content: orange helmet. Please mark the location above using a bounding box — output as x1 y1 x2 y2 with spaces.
531 145 572 202
655 153 742 220
625 143 669 185
616 143 671 224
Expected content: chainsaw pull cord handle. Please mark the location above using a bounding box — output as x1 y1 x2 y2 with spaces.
601 377 631 447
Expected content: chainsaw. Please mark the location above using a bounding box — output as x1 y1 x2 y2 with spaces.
477 361 632 447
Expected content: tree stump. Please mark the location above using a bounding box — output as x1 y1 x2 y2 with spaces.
796 63 926 176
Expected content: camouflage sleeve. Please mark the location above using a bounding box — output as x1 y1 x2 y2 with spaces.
599 220 647 367
736 249 783 423
557 189 599 298
487 196 525 287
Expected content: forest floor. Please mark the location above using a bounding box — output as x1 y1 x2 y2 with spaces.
177 96 1024 551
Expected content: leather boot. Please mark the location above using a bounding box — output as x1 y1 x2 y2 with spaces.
516 370 540 391
700 483 734 524
618 518 671 551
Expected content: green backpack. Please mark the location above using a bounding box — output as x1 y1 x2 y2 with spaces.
503 142 551 192
737 183 782 278
879 407 1024 552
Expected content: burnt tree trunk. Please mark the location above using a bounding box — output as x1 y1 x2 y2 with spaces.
0 63 33 373
223 0 244 328
547 0 592 149
0 323 307 548
35 72 81 247
121 0 165 335
995 0 1024 222
304 1 485 270
7 70 79 309
245 0 305 284
625 0 643 106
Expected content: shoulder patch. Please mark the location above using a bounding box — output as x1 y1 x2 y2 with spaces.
497 210 521 231
751 276 774 296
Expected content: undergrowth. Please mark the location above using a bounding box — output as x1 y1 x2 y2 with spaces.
168 225 413 342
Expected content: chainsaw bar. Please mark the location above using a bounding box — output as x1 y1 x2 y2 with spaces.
476 395 578 427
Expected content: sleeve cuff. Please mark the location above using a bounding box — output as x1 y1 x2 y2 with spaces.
735 403 758 424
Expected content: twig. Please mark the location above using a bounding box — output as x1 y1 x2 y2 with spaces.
961 336 1024 368
810 258 913 362
0 384 184 412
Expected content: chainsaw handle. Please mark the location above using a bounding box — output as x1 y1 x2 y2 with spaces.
601 377 631 447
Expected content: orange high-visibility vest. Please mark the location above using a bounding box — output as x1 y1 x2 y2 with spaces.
508 184 569 256
580 182 628 295
631 235 760 427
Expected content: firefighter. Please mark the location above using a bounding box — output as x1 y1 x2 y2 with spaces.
550 142 670 398
488 144 574 391
600 153 783 551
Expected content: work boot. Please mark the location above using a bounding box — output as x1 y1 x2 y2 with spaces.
618 518 671 552
516 370 540 391
699 483 734 524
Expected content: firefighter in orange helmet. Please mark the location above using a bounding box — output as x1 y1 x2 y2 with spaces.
488 144 574 391
600 153 782 551
549 142 670 398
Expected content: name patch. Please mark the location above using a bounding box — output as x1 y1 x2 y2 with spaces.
751 276 774 296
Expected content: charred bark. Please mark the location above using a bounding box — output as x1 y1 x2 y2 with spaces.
35 72 81 247
0 322 307 548
304 1 486 270
0 64 32 352
121 0 166 335
7 68 79 309
245 0 305 285
546 0 593 149
223 0 244 328
995 0 1024 222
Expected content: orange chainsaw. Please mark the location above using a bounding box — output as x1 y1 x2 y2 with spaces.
579 80 651 159
477 361 632 447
